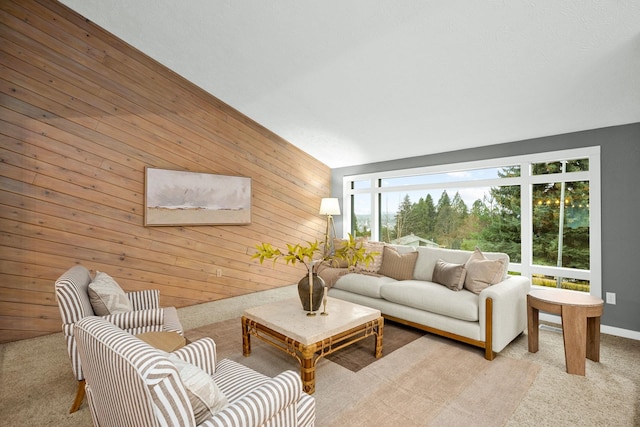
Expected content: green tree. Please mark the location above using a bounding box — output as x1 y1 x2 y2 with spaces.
449 192 469 248
395 194 413 239
405 197 426 237
434 191 454 248
532 179 589 269
423 194 436 239
468 166 522 262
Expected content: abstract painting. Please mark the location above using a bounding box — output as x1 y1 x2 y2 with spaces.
144 168 251 226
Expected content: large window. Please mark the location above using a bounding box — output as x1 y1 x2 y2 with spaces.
342 147 601 296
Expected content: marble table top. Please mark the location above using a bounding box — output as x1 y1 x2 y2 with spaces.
243 297 381 345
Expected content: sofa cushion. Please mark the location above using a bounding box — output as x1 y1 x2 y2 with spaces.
88 271 133 315
413 247 473 281
333 273 397 299
380 280 479 322
377 246 418 280
432 259 467 291
167 353 228 423
464 248 507 294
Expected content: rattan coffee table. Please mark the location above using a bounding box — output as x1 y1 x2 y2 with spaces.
242 297 383 394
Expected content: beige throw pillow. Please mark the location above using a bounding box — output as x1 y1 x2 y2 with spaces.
378 246 418 280
431 259 467 291
88 271 133 315
464 248 507 294
167 354 228 423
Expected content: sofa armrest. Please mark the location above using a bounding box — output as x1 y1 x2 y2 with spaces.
171 337 218 376
126 289 160 310
317 266 349 288
205 370 303 427
478 275 531 352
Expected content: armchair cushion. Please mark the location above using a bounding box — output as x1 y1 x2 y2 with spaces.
88 271 133 315
167 353 228 423
137 331 186 352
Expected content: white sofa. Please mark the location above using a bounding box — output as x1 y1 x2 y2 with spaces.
324 245 531 360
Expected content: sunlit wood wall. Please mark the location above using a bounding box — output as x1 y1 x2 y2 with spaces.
0 0 331 343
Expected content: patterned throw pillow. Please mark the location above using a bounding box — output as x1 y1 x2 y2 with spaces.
331 238 350 268
431 259 467 291
463 248 507 294
88 271 133 315
377 246 418 280
357 241 385 273
167 354 228 423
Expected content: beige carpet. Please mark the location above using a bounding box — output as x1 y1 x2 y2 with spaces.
1 286 639 426
186 318 539 427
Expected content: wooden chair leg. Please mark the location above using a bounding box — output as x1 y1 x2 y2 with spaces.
69 380 85 413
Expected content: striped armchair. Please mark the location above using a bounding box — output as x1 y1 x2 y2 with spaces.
74 316 316 427
55 265 184 413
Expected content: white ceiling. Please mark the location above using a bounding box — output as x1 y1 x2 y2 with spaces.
60 1 640 168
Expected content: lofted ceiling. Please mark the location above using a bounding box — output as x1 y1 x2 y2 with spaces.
59 1 640 168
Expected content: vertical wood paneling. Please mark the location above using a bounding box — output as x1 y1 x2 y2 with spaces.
0 0 331 343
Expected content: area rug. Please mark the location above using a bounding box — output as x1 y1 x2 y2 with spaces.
186 317 425 372
324 319 425 371
186 318 541 427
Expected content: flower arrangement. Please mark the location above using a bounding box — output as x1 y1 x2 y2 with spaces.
251 233 377 273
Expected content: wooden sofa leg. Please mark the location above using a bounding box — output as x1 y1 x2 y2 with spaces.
69 380 85 413
484 297 494 361
485 347 495 360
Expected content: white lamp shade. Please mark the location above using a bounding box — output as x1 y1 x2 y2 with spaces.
319 198 341 216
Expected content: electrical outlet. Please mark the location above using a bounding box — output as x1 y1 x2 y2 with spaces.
606 292 616 305
216 268 222 277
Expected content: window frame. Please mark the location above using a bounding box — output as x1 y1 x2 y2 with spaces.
342 146 601 298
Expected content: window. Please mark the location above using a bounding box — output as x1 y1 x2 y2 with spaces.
342 147 601 297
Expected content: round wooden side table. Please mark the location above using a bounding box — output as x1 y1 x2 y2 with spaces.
527 288 604 376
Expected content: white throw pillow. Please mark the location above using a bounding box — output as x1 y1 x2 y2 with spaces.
167 354 228 423
88 271 133 315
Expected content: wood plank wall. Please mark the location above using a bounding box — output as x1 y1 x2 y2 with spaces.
0 0 331 343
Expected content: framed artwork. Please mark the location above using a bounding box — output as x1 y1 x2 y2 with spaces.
144 167 251 226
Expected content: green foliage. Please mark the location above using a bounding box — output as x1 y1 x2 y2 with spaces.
252 233 377 272
383 163 589 270
532 275 590 292
333 233 378 268
252 240 321 272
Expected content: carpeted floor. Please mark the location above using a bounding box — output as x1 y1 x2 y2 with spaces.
1 285 639 426
187 317 540 426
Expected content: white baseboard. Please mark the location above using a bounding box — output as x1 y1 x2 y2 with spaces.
539 313 640 341
600 325 640 340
